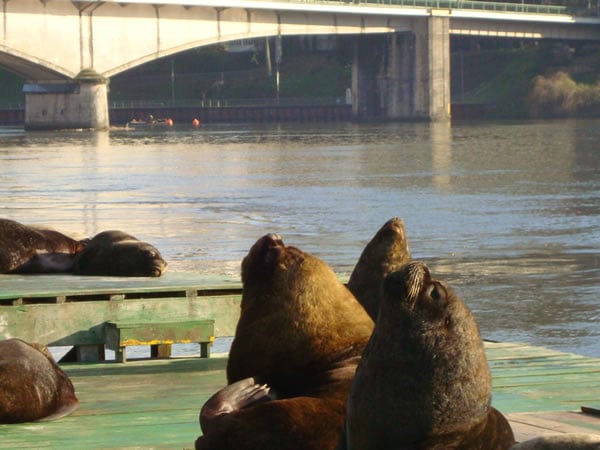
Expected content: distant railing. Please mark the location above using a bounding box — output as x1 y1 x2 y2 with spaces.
291 0 569 15
110 97 349 109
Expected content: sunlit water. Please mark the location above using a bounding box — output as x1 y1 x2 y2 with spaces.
1 119 599 357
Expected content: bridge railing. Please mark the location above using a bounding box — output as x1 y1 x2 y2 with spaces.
300 0 569 15
110 97 349 109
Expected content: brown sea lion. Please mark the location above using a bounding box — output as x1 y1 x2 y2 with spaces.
339 261 515 450
0 218 85 274
72 230 167 277
0 338 79 423
195 233 374 450
347 217 411 320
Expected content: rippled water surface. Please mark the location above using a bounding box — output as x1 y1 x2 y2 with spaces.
1 119 599 356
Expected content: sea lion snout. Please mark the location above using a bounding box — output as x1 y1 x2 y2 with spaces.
384 262 451 318
383 217 406 239
242 233 285 282
384 262 430 305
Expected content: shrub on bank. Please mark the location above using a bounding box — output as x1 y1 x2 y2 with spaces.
528 71 600 118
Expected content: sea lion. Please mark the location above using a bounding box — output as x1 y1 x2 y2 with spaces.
511 434 600 449
195 233 374 450
0 338 79 423
339 261 515 450
347 217 411 320
0 218 85 274
72 230 167 277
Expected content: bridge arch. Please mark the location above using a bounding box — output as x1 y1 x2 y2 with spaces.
0 47 71 81
2 0 409 80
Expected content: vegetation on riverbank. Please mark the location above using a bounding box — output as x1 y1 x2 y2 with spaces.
451 40 600 118
1 37 599 119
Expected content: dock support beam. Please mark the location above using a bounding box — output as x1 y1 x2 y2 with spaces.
352 14 451 121
24 69 109 131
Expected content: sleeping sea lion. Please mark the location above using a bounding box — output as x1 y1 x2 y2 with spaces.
72 230 167 277
0 338 79 423
347 217 411 320
195 233 374 450
0 218 85 274
339 261 515 450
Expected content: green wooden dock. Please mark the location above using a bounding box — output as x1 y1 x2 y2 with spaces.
0 343 598 449
1 274 600 448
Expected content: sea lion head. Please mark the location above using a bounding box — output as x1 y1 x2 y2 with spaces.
73 230 167 277
378 261 492 433
240 233 364 325
367 217 410 268
231 233 373 385
241 233 289 286
382 262 477 337
348 217 411 320
110 240 167 277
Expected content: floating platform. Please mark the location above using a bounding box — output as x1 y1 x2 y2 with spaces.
0 343 598 448
1 275 599 448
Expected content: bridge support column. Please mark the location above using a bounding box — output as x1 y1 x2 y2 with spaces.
352 14 450 121
24 69 109 131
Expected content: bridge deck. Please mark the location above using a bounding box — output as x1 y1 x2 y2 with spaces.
0 342 599 448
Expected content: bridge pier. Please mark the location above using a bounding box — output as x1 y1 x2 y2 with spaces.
24 70 109 131
352 15 451 121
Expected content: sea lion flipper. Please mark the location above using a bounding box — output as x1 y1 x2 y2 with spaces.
200 377 273 434
36 400 80 422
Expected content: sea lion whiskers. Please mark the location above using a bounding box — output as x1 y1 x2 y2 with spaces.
386 262 430 310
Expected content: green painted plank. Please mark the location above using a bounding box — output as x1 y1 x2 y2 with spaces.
0 294 241 345
0 273 242 300
486 342 600 414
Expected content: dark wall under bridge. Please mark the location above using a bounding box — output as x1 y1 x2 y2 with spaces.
0 104 492 126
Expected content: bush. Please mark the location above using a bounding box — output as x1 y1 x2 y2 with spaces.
528 71 600 118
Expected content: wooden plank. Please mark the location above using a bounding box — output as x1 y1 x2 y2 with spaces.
0 273 242 301
488 342 600 414
508 411 600 442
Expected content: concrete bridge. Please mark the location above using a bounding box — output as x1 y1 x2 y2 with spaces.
2 0 600 129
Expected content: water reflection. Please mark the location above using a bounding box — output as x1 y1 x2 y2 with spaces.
431 121 452 188
0 120 598 357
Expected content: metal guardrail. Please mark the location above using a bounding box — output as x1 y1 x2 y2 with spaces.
109 97 349 109
323 0 569 15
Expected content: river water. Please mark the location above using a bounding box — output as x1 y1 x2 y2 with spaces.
0 119 599 357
